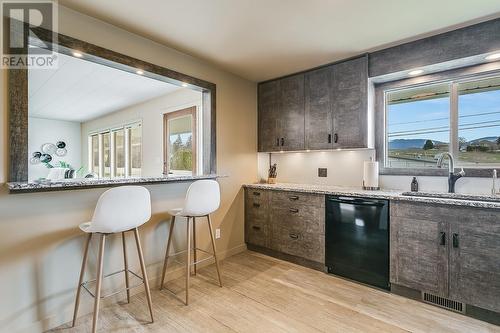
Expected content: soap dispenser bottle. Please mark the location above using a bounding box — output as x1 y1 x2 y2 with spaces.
411 177 419 192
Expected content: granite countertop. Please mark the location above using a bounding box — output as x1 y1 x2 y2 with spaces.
244 183 500 209
7 174 221 193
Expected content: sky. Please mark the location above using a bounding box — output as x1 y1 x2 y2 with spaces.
387 89 500 143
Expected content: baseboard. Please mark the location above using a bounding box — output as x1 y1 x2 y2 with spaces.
17 243 247 333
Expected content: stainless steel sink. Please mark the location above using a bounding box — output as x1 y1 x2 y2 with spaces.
401 191 500 203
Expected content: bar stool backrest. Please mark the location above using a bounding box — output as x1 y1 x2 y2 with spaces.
91 186 151 233
182 180 220 216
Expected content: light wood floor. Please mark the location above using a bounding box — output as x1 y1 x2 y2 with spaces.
51 251 499 333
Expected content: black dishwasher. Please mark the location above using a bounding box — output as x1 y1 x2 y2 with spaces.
325 195 390 290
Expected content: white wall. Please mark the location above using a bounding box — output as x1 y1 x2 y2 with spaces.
28 117 82 181
259 150 497 195
0 5 257 333
258 150 375 186
81 88 202 176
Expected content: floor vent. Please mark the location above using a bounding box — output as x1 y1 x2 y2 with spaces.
422 292 465 313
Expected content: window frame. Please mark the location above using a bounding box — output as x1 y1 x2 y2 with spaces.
88 122 142 178
163 106 197 175
375 65 500 177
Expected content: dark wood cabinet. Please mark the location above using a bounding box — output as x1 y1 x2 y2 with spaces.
258 55 368 152
279 74 305 151
390 204 448 296
245 188 325 265
391 201 500 314
449 211 500 313
331 55 368 148
258 81 281 152
258 74 305 151
305 67 333 150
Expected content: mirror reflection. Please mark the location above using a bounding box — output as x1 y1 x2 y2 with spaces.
28 47 203 182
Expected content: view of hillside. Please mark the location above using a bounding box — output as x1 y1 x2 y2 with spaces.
386 79 500 168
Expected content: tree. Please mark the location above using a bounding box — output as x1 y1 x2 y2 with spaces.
423 139 434 150
172 134 182 153
458 137 467 151
186 134 192 149
496 136 500 146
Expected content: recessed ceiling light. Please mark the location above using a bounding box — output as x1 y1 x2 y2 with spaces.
485 53 500 61
181 83 188 87
408 69 424 76
136 70 144 75
72 51 83 58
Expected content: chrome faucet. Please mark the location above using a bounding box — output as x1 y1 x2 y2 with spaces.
437 152 465 193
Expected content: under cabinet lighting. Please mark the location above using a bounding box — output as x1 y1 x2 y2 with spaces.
181 82 188 87
72 51 83 58
485 53 500 61
136 70 144 75
408 69 424 76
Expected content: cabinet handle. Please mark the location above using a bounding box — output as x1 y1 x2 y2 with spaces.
253 203 261 208
252 191 261 196
252 226 261 231
334 133 338 143
276 138 280 146
289 233 299 240
452 233 459 248
281 137 285 146
328 134 332 143
439 232 446 245
289 208 299 213
288 196 299 201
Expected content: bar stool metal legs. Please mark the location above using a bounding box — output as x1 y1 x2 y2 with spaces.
72 228 153 333
160 214 223 305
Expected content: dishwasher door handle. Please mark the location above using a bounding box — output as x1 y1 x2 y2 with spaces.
328 197 385 207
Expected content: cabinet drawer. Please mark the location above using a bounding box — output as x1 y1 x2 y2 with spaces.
246 188 269 202
271 205 324 234
271 191 324 208
278 227 325 263
245 220 269 248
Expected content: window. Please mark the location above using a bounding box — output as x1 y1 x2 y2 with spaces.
88 123 142 177
385 74 500 169
164 107 197 175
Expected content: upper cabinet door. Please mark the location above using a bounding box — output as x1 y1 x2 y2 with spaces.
258 81 281 152
305 67 334 150
331 55 368 148
279 74 305 151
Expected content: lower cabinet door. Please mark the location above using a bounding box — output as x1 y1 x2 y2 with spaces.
449 216 500 312
391 216 448 296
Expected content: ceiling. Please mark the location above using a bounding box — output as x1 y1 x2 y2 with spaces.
29 50 180 122
59 0 500 82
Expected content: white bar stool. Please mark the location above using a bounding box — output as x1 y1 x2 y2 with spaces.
72 186 154 333
159 179 223 305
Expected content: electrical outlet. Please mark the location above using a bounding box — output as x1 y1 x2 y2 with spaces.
318 168 327 177
215 228 221 239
